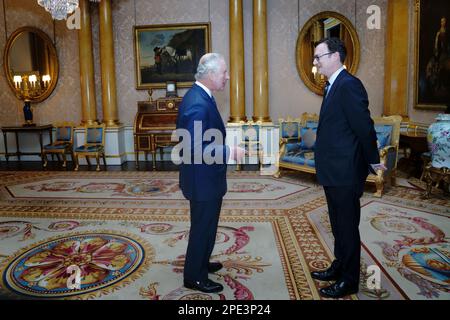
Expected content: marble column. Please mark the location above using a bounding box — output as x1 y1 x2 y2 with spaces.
99 0 120 127
383 0 409 118
78 0 98 125
252 0 271 123
229 0 247 123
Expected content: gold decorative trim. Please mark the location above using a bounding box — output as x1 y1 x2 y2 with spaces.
413 0 447 111
296 11 361 96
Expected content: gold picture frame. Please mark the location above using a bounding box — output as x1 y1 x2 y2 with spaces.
414 0 449 111
134 22 211 90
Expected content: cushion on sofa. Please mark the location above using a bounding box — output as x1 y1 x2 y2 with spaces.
304 120 318 129
300 127 317 149
281 142 315 167
376 132 390 149
281 122 300 139
375 125 393 149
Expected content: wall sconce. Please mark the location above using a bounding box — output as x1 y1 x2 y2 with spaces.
12 73 52 126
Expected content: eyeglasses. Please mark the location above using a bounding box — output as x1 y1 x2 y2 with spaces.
313 52 333 62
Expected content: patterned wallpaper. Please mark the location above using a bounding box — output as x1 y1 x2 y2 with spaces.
268 0 388 121
0 0 81 126
0 0 440 128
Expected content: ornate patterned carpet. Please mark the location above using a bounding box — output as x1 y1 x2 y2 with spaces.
0 170 448 300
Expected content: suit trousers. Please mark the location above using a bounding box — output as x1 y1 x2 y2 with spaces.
184 198 223 282
323 183 364 285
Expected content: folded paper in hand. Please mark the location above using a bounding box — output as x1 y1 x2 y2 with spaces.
370 163 387 171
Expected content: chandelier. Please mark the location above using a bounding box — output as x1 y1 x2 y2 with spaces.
37 0 101 20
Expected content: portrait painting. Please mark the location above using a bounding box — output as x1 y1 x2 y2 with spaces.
415 0 450 111
134 22 211 89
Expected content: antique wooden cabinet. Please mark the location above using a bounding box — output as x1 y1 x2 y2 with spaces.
133 97 182 169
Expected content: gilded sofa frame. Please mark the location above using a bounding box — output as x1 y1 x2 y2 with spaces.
277 113 402 197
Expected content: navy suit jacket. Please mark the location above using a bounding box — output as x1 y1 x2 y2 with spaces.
315 69 379 186
176 83 229 201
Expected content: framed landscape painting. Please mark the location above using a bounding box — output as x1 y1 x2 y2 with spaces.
134 22 211 89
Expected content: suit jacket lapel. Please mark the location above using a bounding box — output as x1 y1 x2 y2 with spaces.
318 70 348 131
325 69 347 103
193 84 225 134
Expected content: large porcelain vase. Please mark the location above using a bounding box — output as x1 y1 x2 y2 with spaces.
427 114 450 168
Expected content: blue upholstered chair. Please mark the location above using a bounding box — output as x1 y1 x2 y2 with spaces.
277 113 402 197
42 122 75 168
366 115 402 196
73 123 106 171
277 113 318 176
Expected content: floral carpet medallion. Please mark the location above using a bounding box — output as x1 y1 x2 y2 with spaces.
0 171 448 300
1 231 152 299
361 202 450 299
0 216 302 300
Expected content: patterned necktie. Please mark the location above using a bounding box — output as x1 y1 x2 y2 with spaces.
323 81 330 98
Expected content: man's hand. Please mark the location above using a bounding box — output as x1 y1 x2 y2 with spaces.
370 163 387 172
230 146 246 162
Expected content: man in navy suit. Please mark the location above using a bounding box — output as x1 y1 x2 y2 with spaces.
175 53 244 293
311 38 385 298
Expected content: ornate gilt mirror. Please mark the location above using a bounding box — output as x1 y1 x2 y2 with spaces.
296 12 360 95
3 26 59 104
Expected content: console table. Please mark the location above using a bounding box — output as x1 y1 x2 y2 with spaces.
1 124 53 163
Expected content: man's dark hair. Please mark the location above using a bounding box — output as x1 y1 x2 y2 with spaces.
316 37 347 64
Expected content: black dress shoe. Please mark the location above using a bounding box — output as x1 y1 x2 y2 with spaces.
184 279 224 293
311 261 341 281
208 262 223 273
319 280 358 299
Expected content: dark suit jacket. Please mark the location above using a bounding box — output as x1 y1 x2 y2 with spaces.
315 69 379 186
176 83 229 201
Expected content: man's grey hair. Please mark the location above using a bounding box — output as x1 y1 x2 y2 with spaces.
195 53 225 80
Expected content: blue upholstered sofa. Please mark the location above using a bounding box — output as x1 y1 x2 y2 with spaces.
276 113 402 197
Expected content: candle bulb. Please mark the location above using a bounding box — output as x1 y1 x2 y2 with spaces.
29 75 37 88
42 74 51 87
13 75 22 89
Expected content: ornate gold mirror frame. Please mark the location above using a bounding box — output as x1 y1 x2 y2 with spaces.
3 26 59 103
296 11 360 95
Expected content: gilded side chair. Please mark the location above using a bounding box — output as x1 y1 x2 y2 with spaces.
42 122 75 168
73 123 107 171
367 115 402 197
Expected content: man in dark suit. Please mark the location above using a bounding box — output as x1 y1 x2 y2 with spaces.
311 38 385 298
175 53 244 293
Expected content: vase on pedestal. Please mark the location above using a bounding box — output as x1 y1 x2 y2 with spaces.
23 101 35 127
427 114 450 169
